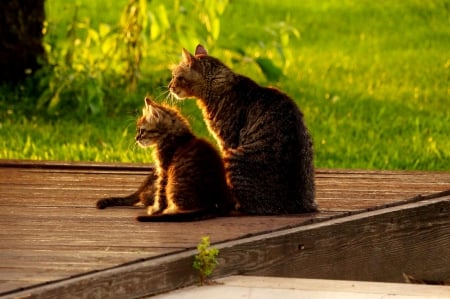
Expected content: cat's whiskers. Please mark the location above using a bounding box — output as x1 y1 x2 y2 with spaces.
166 92 186 109
153 86 169 99
159 89 175 106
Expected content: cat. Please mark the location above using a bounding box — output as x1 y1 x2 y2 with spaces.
168 44 317 215
96 97 235 221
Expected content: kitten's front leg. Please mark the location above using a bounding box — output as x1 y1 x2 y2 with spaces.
146 192 165 215
146 173 168 215
146 198 161 215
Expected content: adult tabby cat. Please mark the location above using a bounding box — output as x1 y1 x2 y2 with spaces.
96 97 234 221
169 45 317 215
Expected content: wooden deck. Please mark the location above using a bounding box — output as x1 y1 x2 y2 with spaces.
0 160 449 298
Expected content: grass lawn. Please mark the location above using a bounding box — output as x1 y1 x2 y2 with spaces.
0 0 448 170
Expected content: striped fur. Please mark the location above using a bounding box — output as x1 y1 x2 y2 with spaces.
97 97 234 221
169 45 317 214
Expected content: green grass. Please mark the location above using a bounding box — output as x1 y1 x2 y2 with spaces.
1 0 449 170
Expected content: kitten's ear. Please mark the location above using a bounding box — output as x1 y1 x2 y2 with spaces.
144 97 157 113
145 96 153 107
144 97 155 111
144 97 159 118
195 44 208 56
182 48 195 66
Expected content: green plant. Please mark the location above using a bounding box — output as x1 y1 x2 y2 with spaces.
34 0 291 118
192 236 219 285
120 0 147 92
37 1 147 117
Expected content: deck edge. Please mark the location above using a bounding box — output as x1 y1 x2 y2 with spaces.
4 194 449 299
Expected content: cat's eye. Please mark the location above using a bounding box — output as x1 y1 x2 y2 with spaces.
175 75 185 82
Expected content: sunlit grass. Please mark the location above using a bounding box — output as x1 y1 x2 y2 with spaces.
0 114 149 162
0 0 448 170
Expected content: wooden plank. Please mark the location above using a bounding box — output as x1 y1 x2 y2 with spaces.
0 159 154 171
216 195 450 283
0 250 200 299
0 213 324 248
2 167 448 211
4 195 448 299
0 166 323 298
1 161 449 298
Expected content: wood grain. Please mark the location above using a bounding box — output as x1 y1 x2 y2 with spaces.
215 196 450 283
0 160 449 298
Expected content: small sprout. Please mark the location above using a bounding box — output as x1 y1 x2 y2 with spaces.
193 236 219 285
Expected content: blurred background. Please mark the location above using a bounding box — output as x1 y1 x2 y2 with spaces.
0 0 448 170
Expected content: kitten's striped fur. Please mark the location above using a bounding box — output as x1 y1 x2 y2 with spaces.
97 97 234 221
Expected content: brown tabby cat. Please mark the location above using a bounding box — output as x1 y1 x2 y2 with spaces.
168 45 317 215
96 97 234 221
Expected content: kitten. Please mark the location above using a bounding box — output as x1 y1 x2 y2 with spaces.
96 97 234 221
168 45 317 215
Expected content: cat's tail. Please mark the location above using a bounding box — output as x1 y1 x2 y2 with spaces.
97 171 157 209
136 210 215 222
96 194 140 209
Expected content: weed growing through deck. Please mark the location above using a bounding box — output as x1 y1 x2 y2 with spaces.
193 236 219 285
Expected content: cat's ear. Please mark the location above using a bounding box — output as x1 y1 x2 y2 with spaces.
195 44 208 56
182 48 195 66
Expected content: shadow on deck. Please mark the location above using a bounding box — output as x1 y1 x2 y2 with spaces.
0 160 449 298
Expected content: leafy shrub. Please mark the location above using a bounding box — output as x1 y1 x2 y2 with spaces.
37 2 143 117
35 0 297 118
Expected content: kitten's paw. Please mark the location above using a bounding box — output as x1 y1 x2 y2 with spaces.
147 205 162 215
96 199 109 209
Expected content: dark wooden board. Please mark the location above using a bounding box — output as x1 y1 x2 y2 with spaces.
0 160 449 298
222 195 450 282
4 195 449 299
